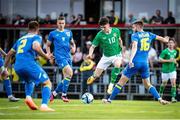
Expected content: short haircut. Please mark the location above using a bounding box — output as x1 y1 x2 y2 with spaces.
99 17 109 26
132 20 144 26
28 21 39 31
169 37 176 43
57 16 65 21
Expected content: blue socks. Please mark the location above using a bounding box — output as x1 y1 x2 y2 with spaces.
25 82 35 97
42 86 51 104
62 77 71 95
3 79 12 96
55 81 63 93
149 86 161 100
109 84 122 100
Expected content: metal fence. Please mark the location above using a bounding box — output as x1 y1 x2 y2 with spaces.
1 66 179 100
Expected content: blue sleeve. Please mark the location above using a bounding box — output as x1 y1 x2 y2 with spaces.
149 32 157 40
12 42 17 51
131 33 139 42
48 32 54 43
33 35 42 44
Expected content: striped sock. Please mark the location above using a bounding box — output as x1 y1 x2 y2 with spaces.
62 77 71 95
109 84 122 101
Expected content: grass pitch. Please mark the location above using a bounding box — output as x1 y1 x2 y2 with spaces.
0 98 179 119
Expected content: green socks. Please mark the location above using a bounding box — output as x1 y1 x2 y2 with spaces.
159 84 165 95
171 86 176 98
110 67 121 84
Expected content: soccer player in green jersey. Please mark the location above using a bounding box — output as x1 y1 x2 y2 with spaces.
159 38 178 103
86 17 123 94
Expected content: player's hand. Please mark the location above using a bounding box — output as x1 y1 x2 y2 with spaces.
86 54 93 59
169 58 176 63
1 66 9 79
71 46 76 54
128 62 134 68
164 36 169 43
49 58 55 65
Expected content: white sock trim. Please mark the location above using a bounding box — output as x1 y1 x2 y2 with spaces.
62 93 67 96
26 96 32 99
109 83 114 88
53 91 57 96
41 104 48 107
8 95 13 98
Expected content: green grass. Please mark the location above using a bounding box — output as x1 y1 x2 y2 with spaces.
0 98 179 119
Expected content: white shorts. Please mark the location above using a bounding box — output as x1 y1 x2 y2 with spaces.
96 54 122 70
161 71 177 82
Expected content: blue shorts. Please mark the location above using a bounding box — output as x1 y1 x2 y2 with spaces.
56 58 72 69
0 58 4 68
14 62 49 85
123 62 150 79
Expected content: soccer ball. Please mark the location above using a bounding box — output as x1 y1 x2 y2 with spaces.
81 92 94 104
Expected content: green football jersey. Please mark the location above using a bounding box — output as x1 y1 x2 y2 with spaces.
92 27 122 57
159 48 177 73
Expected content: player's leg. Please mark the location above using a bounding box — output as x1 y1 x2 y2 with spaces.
87 68 104 84
60 65 73 102
87 56 110 85
24 81 38 110
103 65 137 103
143 79 170 105
27 64 54 111
170 71 177 102
107 56 122 94
1 67 20 102
159 73 168 97
40 79 54 111
141 63 169 105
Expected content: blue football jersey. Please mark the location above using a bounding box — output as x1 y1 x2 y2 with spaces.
48 29 73 61
131 31 157 63
12 33 42 67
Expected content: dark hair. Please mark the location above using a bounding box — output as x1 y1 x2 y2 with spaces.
28 21 39 31
57 16 65 21
99 17 109 25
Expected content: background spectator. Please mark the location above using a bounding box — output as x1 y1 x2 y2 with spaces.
73 47 83 66
150 9 164 24
165 11 176 37
126 13 136 24
108 10 120 25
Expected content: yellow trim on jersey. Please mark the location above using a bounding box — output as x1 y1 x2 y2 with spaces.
11 48 16 52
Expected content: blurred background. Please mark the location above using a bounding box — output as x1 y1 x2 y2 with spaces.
0 0 180 101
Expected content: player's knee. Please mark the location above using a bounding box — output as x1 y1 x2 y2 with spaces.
171 82 176 87
162 81 167 86
43 79 52 89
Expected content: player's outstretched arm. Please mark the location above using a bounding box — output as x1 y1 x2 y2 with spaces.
46 40 52 55
33 41 52 60
0 47 7 57
70 39 76 54
156 36 169 43
4 49 16 68
86 45 96 59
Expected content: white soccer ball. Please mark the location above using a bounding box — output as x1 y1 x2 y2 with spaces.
81 92 94 104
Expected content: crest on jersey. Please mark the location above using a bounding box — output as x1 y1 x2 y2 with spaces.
66 32 71 37
113 33 117 37
102 37 106 40
62 37 65 41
